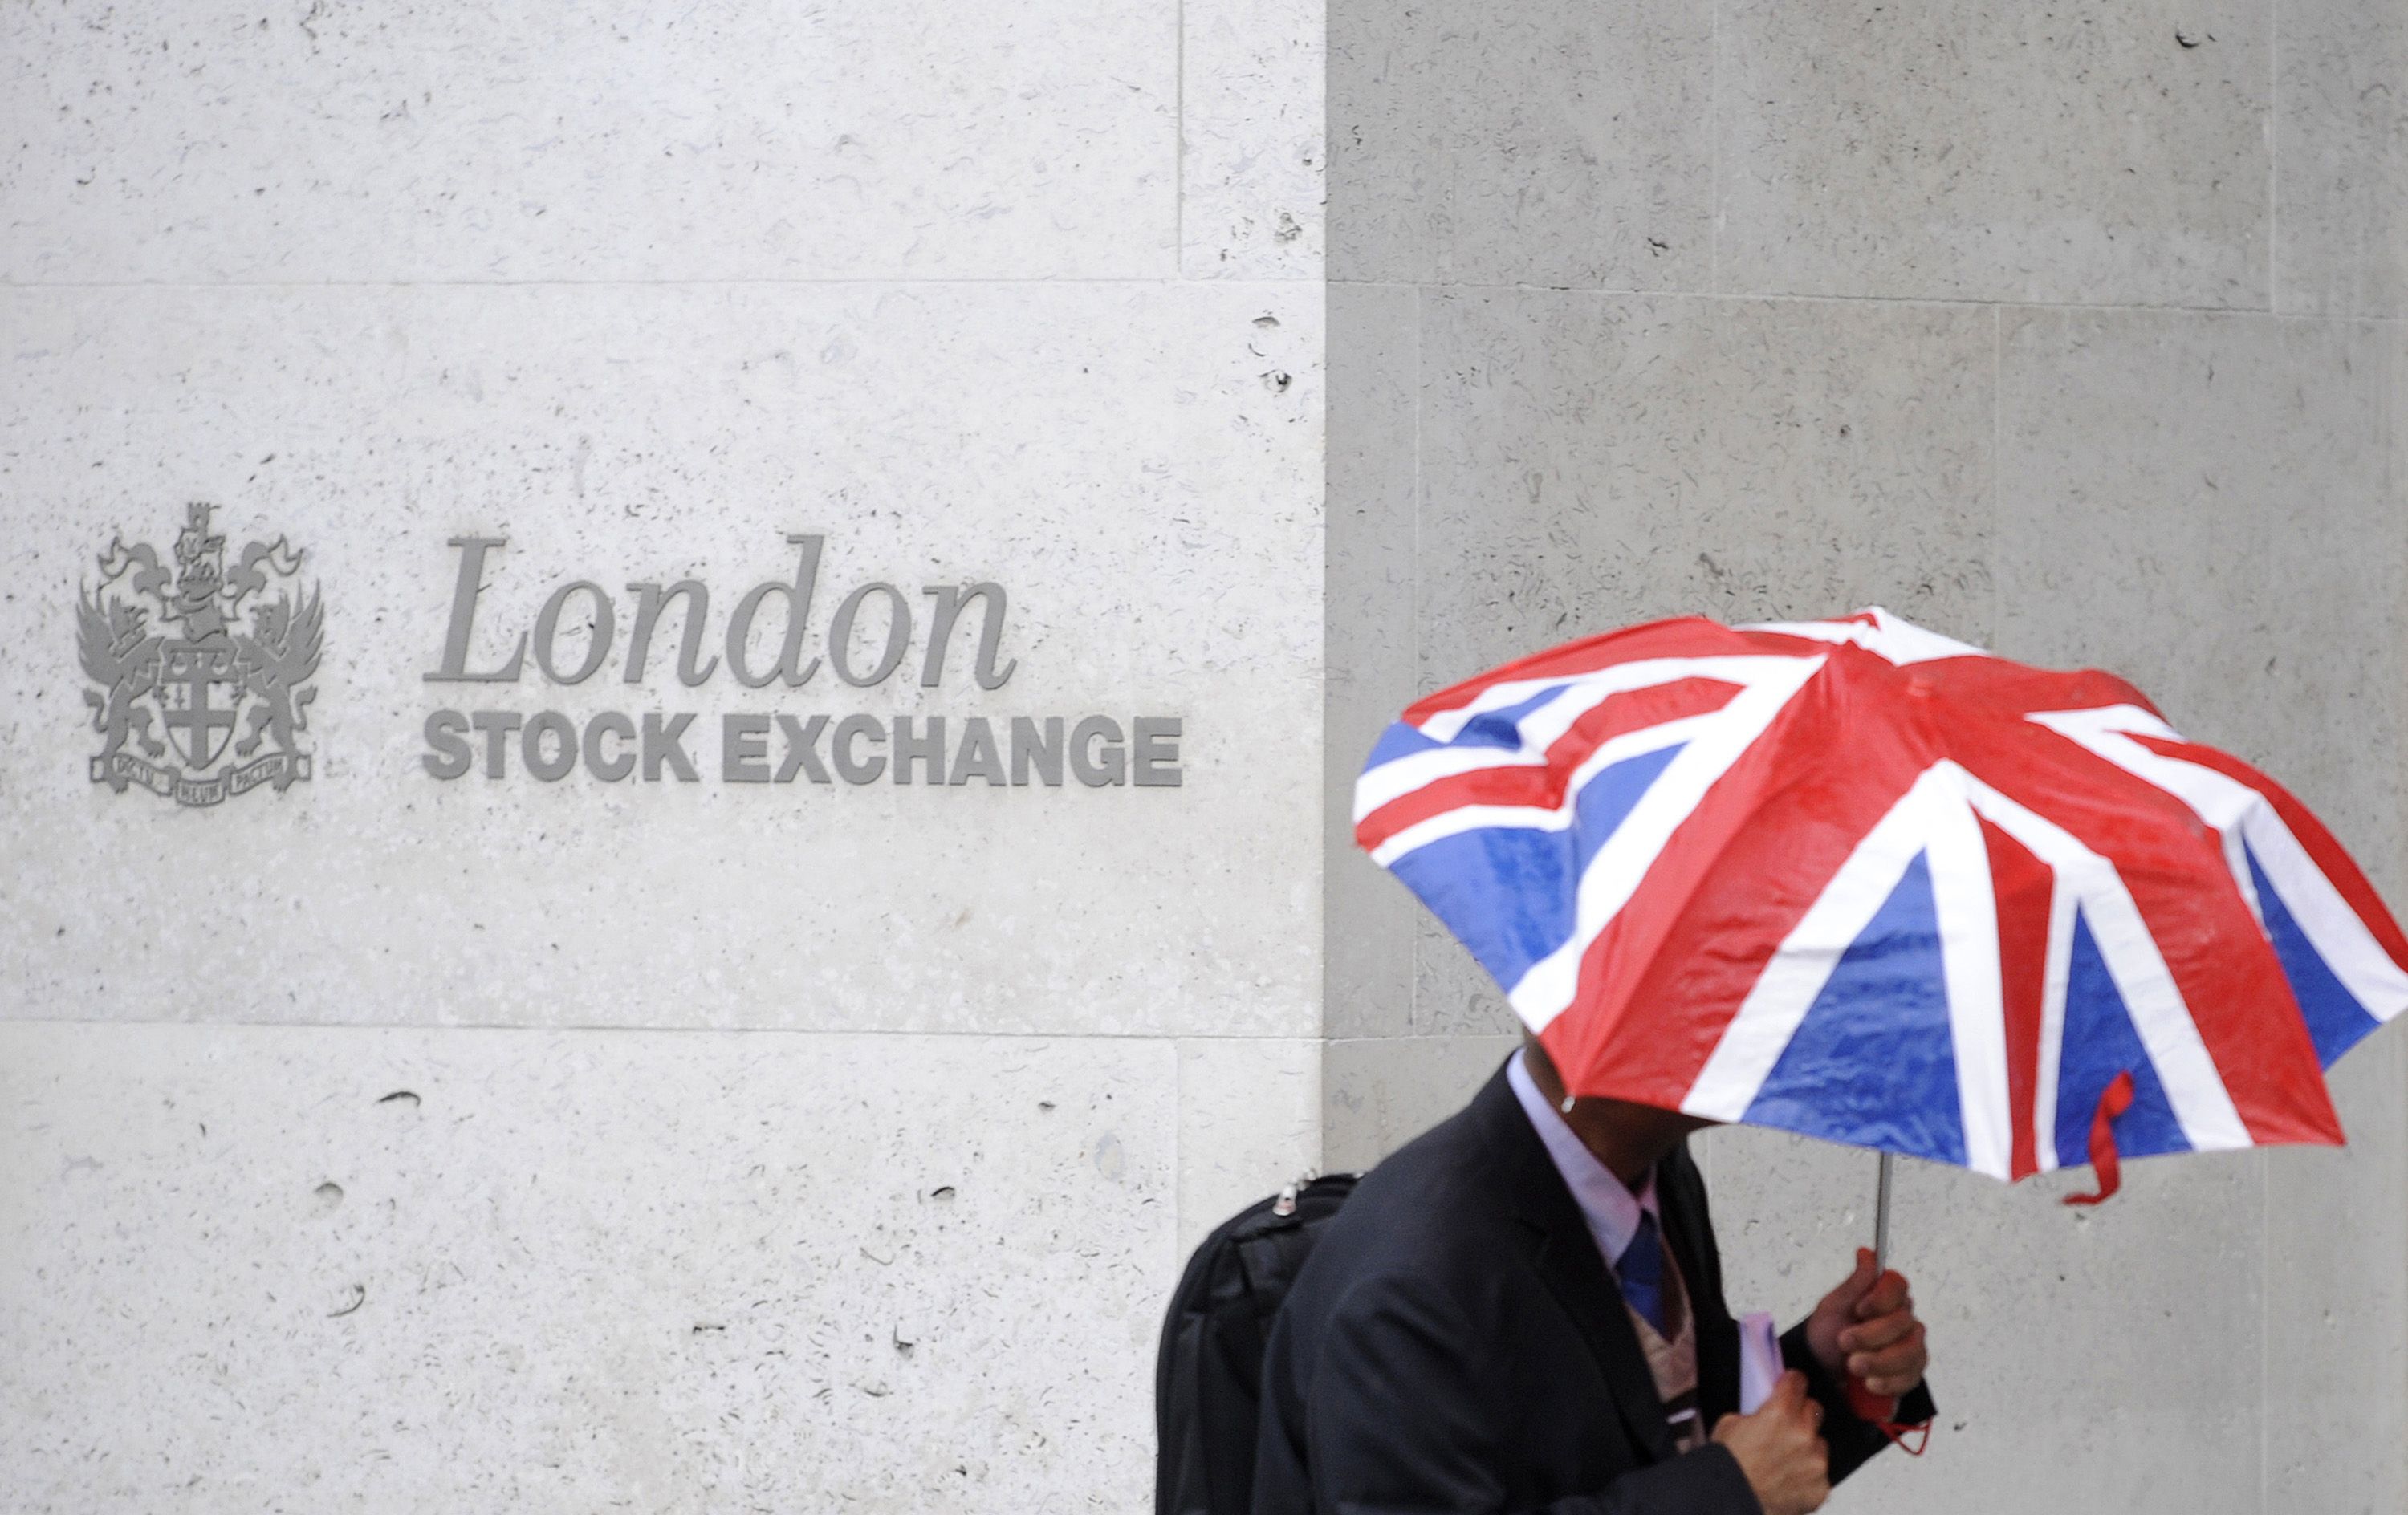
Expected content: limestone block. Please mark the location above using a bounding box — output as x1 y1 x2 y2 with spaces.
2262 1030 2408 1511
2276 0 2408 316
0 280 1323 1038
1719 0 2269 307
0 1022 1176 1513
1413 289 1995 693
1995 309 2407 901
1176 1038 1323 1256
1183 0 1326 279
1321 1033 1519 1173
0 0 1178 282
1327 0 1713 289
1324 282 1420 1041
1412 912 1527 1040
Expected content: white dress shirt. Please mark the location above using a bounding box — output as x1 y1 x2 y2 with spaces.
1506 1046 1662 1271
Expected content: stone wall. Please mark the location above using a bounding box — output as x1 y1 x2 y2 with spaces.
1325 2 2408 1510
0 3 1322 1509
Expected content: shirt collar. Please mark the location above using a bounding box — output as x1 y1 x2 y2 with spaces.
1507 1047 1658 1266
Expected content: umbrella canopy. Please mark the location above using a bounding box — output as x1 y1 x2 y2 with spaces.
1354 609 2408 1187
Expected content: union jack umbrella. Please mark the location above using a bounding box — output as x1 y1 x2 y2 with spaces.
1354 608 2408 1200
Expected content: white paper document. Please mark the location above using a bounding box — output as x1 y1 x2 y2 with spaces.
1736 1310 1783 1414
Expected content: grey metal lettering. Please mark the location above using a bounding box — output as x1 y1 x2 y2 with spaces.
726 534 824 689
1011 716 1064 786
422 709 472 778
1133 717 1183 787
1071 715 1125 787
776 714 832 784
584 711 637 782
532 581 615 685
643 712 699 782
949 716 1006 786
919 583 1018 689
723 713 772 783
830 583 911 687
470 709 523 778
425 537 527 683
892 715 946 785
832 713 887 784
623 581 719 687
523 710 578 781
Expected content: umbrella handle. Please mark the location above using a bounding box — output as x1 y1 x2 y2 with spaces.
1846 1153 1898 1424
1844 1375 1897 1424
1873 1149 1892 1273
1845 1150 1929 1453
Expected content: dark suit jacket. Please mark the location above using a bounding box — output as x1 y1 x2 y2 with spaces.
1252 1063 1934 1514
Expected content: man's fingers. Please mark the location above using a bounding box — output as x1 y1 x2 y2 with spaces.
1846 1323 1928 1387
1770 1368 1811 1410
1851 1271 1910 1321
1837 1307 1918 1354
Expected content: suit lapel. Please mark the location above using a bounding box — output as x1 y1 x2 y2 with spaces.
1473 1070 1680 1465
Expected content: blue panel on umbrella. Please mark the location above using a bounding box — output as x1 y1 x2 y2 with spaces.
1365 721 1449 768
2246 845 2382 1068
2054 911 2192 1163
1743 852 1967 1167
1571 742 1684 879
1387 743 1684 994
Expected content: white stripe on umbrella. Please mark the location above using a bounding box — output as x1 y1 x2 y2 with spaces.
2034 705 2408 1030
1955 770 2253 1160
1739 608 1990 667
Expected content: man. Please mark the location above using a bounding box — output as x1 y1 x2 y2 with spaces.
1253 1038 1934 1514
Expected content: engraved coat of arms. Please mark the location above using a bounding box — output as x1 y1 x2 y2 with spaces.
80 502 321 806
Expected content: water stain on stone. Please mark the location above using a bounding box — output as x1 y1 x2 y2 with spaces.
313 1181 344 1211
1092 1133 1125 1181
377 1091 421 1107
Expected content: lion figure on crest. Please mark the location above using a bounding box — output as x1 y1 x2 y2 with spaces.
234 588 323 771
77 590 166 766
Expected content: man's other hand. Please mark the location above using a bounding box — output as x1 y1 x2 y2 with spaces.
1805 1247 1929 1399
1711 1370 1829 1515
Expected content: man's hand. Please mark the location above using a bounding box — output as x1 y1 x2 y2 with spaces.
1804 1247 1929 1399
1711 1370 1830 1515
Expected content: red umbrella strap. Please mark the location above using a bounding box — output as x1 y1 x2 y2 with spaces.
1842 1379 1932 1456
2062 1070 2138 1207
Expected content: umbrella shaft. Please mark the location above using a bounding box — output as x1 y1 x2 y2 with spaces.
1873 1151 1893 1273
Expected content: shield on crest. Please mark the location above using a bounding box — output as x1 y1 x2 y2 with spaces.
157 639 245 770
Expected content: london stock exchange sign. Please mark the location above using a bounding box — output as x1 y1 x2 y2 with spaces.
80 503 319 806
419 534 1183 790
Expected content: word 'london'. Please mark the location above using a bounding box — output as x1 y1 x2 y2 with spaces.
420 535 1182 789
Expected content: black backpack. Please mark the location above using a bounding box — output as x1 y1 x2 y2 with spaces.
1155 1174 1358 1515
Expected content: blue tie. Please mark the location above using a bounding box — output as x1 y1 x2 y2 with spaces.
1618 1211 1668 1338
